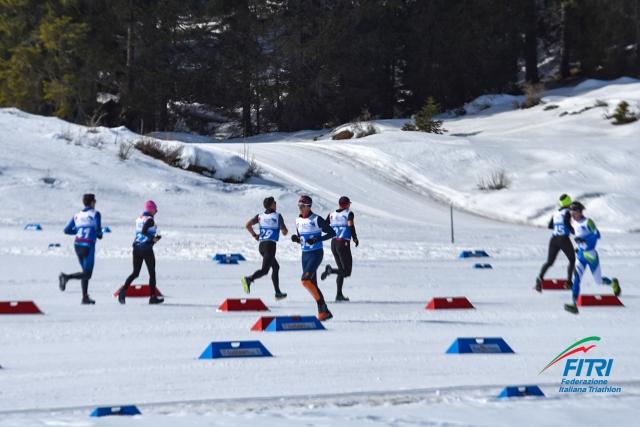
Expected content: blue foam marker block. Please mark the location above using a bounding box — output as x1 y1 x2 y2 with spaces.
48 243 61 248
24 223 42 231
264 316 326 332
446 337 515 354
101 226 111 233
459 250 490 258
199 341 272 359
473 263 493 269
217 257 239 265
214 253 245 262
498 385 545 398
90 405 141 417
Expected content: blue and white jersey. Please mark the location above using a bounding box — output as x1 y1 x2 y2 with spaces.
296 214 323 252
329 209 352 240
134 214 157 248
258 212 281 242
551 208 571 237
65 208 101 246
572 217 600 251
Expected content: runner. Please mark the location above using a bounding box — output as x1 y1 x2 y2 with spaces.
241 196 288 300
535 194 575 292
321 196 359 301
564 201 621 314
118 200 164 304
292 195 336 320
59 193 103 304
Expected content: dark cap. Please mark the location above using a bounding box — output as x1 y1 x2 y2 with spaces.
339 196 351 207
298 195 312 206
82 193 96 206
569 201 585 212
263 196 275 209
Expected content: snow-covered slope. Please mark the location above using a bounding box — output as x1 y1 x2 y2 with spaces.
0 79 639 427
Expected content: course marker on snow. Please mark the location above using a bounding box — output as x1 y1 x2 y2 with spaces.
0 301 43 315
266 316 325 331
459 250 489 258
218 298 269 312
541 279 569 290
48 243 61 249
577 294 623 307
101 226 111 233
498 385 545 398
199 341 272 359
473 263 493 269
251 315 325 331
113 284 163 298
446 337 514 354
251 316 275 331
426 297 474 310
90 405 141 417
213 253 245 264
24 223 42 231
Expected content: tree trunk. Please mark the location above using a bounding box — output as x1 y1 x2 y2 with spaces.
524 0 539 83
560 2 571 79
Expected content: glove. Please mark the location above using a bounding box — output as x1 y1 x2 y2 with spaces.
291 235 300 243
353 237 359 247
153 235 162 243
305 237 317 245
252 234 259 241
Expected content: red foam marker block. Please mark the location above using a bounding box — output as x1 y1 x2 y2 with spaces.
542 279 569 290
251 316 275 331
426 296 474 310
577 294 623 307
218 298 269 312
0 301 43 314
113 285 163 298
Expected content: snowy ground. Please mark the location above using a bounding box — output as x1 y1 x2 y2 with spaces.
1 79 639 426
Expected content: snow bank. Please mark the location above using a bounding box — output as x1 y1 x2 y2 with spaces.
299 78 640 232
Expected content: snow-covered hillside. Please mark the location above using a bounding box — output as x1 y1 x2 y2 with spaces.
0 79 638 427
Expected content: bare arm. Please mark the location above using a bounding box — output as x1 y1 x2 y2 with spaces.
246 216 259 240
279 214 288 236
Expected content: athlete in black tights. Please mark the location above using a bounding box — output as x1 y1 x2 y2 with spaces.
321 196 359 301
536 194 575 292
119 200 164 304
241 197 288 300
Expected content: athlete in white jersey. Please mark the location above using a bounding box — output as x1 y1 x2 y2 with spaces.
241 196 288 299
291 195 336 321
563 201 621 314
321 196 359 301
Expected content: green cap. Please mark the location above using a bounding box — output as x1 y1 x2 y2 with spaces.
559 194 572 208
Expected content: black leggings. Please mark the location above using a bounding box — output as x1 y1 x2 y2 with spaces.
123 247 156 294
249 241 281 293
539 235 575 282
330 239 352 293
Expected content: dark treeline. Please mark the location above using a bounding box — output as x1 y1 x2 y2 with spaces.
1 0 639 136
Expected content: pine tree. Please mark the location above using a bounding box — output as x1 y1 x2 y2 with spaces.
612 101 637 125
413 97 445 134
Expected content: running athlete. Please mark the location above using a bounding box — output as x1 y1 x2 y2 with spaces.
291 195 336 321
59 193 103 304
118 200 164 305
535 194 575 292
564 201 621 314
241 196 288 300
320 196 359 301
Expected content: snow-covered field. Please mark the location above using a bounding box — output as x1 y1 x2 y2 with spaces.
1 79 638 426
